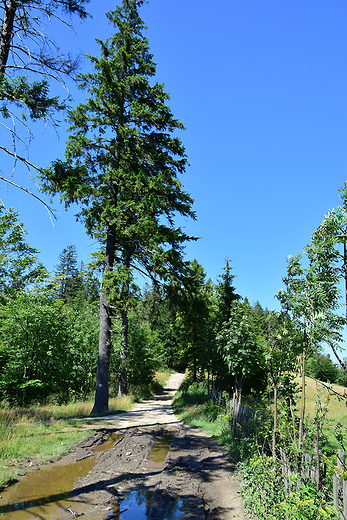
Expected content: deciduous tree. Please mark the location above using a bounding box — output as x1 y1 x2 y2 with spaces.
0 289 98 404
0 206 46 302
217 300 262 437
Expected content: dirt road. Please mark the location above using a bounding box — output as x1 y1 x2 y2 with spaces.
58 373 249 520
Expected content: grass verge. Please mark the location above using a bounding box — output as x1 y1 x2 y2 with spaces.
296 375 347 451
172 381 232 444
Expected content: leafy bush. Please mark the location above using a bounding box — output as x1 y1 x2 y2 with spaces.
127 312 161 396
0 292 99 405
238 454 339 520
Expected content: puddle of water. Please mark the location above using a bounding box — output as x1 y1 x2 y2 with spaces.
0 432 123 520
148 433 174 464
113 490 186 520
94 432 124 455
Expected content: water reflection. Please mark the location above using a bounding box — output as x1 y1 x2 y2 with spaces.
0 432 123 520
114 490 186 520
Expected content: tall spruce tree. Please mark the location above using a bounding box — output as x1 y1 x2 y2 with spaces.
216 258 241 328
53 245 83 304
42 0 196 414
176 260 211 382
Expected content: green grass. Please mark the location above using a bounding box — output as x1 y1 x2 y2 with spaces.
172 382 229 439
299 376 347 423
0 371 171 489
296 375 347 450
153 370 172 390
0 415 93 489
0 394 135 423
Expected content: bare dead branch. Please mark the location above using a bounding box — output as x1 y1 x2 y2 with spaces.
0 145 40 171
0 174 58 221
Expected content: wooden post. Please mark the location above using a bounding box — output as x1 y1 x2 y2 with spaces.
298 346 306 450
272 385 277 461
336 450 346 520
343 480 347 520
333 474 339 512
302 452 311 480
316 409 320 491
280 448 291 495
338 450 345 472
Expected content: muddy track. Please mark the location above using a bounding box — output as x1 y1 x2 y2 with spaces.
2 374 249 520
61 373 249 520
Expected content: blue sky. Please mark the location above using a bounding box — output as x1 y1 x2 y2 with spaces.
1 0 347 311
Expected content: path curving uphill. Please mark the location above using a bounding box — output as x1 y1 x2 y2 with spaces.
60 373 250 519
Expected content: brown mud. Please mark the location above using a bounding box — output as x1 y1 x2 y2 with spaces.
0 374 249 520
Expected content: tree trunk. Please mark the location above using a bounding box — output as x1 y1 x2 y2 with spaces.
91 291 112 415
232 378 243 439
344 231 347 330
289 397 297 445
118 310 128 396
91 139 120 414
232 387 241 439
272 383 278 460
118 250 131 397
193 357 197 382
298 347 306 450
91 224 116 415
0 0 17 74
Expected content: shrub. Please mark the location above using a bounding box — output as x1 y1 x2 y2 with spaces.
238 454 339 520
